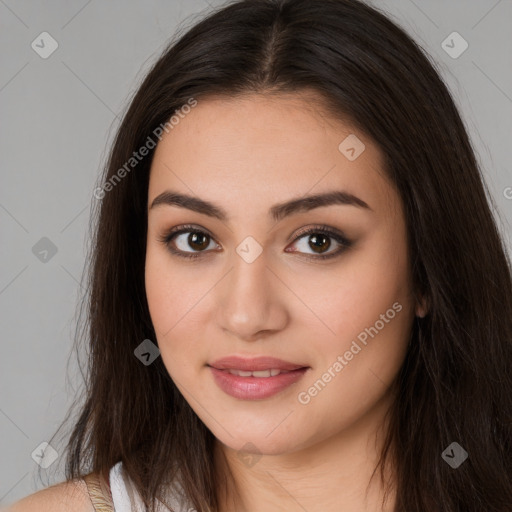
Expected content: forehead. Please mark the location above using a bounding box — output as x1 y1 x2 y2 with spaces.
148 92 398 220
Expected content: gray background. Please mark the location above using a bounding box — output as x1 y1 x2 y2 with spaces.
1 0 511 506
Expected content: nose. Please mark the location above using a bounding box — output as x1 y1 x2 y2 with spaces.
216 248 289 342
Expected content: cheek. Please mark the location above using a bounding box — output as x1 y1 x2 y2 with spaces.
145 248 179 335
294 233 414 420
296 229 412 347
144 247 208 375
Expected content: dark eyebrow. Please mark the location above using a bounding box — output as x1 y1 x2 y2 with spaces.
149 189 372 222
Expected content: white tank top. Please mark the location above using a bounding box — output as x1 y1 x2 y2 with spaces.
109 461 193 512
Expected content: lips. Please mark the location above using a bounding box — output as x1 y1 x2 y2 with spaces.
208 356 309 400
224 368 289 377
209 356 306 372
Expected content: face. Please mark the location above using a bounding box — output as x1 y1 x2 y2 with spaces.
145 92 422 456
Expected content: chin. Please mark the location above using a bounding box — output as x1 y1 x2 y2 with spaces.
211 424 310 457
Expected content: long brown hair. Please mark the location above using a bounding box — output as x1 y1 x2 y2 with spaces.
46 0 512 510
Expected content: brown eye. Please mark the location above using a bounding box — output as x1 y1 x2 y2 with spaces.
157 224 220 260
170 230 217 254
307 233 332 254
186 232 211 251
286 225 353 261
158 224 352 261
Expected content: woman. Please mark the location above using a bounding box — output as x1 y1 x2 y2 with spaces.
9 0 512 510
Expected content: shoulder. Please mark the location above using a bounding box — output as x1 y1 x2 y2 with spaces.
6 477 96 512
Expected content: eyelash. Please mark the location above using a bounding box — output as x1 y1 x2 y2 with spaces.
157 224 352 262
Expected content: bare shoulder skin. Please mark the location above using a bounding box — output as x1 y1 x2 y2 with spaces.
5 478 95 512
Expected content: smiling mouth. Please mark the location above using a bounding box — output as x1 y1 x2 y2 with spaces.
206 355 310 399
216 368 294 377
208 355 308 372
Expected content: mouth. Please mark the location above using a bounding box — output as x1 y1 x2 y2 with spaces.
207 356 310 400
218 368 294 377
209 355 307 372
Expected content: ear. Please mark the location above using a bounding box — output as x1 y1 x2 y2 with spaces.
415 293 429 318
